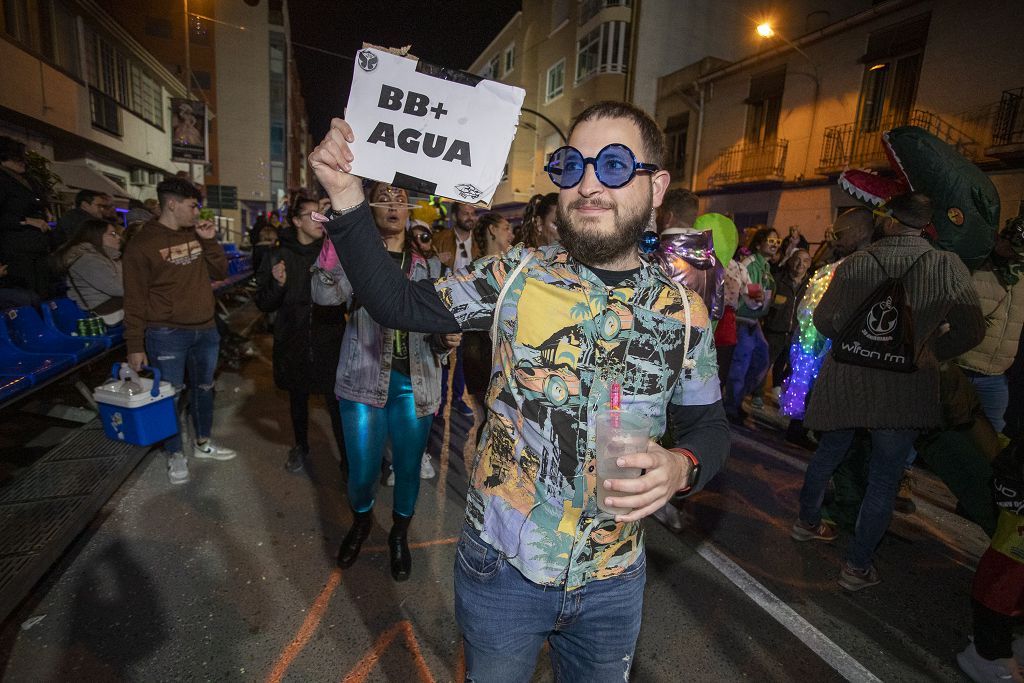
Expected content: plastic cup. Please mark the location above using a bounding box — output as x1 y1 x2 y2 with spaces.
747 283 763 298
594 411 653 515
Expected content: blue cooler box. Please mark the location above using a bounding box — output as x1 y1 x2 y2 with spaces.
94 364 177 446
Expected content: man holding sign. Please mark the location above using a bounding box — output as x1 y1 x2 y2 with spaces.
309 99 729 680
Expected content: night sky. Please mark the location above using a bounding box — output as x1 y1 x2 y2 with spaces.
288 1 521 143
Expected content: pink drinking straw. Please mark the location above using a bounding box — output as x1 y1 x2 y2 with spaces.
610 381 622 428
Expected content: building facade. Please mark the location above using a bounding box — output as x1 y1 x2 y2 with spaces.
0 0 190 211
469 0 869 208
658 0 1024 242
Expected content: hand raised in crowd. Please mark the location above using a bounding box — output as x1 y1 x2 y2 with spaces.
127 352 148 373
308 118 365 211
602 443 694 523
21 217 50 233
194 220 217 240
271 260 287 285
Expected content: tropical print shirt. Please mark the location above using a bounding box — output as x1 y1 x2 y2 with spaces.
435 243 720 589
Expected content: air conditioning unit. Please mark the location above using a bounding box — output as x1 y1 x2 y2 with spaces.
129 169 147 185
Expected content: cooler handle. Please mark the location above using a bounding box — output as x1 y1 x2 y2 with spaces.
111 362 163 397
141 365 163 398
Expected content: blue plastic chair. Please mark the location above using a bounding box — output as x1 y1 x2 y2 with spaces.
5 306 106 361
41 300 111 350
0 321 74 383
47 298 125 345
0 374 32 402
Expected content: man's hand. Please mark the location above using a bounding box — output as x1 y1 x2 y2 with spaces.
308 118 365 210
271 260 287 285
21 217 50 233
127 352 148 372
603 443 694 523
441 332 462 349
195 220 217 240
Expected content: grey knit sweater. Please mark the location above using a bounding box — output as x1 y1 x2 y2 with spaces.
804 235 984 431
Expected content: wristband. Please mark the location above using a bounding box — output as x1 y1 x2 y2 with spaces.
312 201 366 223
671 448 701 494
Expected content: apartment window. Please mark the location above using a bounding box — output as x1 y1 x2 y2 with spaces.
145 16 171 39
90 89 121 136
551 0 569 31
270 44 285 75
270 123 285 160
856 14 930 132
504 44 515 75
490 55 500 79
575 21 629 83
745 67 786 144
2 0 31 45
579 0 631 26
130 64 163 128
545 59 565 102
664 112 689 176
40 0 80 76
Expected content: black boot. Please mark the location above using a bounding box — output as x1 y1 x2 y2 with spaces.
337 509 373 568
389 512 412 582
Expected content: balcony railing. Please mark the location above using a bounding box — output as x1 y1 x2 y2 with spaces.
817 109 976 173
708 140 788 187
992 87 1024 147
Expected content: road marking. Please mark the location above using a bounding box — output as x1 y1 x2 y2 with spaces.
342 620 436 683
693 540 882 683
265 568 343 683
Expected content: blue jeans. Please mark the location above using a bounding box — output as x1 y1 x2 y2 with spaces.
725 320 769 416
144 326 221 454
454 525 645 682
339 370 433 517
966 372 1009 433
799 428 918 570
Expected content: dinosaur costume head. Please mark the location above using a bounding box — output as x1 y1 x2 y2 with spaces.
838 125 1000 269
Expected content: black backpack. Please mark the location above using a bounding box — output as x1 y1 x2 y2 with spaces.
831 251 927 373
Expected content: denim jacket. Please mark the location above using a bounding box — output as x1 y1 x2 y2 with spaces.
311 249 444 417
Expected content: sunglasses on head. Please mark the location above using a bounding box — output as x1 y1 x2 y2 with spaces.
544 143 659 190
413 230 432 243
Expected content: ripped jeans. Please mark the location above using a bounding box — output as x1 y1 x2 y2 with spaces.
145 326 221 454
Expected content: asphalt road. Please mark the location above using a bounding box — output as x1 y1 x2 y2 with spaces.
0 334 988 681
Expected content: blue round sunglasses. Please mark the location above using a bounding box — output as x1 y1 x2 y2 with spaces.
544 143 660 189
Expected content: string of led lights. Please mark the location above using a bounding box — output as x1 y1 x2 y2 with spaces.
779 260 840 418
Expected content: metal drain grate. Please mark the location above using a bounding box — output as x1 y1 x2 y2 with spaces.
0 419 149 622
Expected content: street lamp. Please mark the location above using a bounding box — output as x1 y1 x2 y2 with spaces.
755 21 820 181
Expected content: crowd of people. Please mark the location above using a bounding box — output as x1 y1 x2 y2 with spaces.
3 93 1023 680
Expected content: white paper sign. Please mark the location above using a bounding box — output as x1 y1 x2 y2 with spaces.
345 47 525 206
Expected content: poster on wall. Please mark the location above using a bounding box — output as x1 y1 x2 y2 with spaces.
344 46 524 206
171 99 207 162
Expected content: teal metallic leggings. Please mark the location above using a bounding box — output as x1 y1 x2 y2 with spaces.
339 370 434 518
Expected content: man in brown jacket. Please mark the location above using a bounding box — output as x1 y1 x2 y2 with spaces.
122 177 233 484
792 192 985 591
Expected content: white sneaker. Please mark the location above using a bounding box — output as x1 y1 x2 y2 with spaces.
193 440 237 461
957 642 1024 683
652 502 685 532
167 452 189 485
420 453 436 479
385 467 395 487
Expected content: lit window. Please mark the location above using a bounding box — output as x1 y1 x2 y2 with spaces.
546 59 565 102
575 21 629 83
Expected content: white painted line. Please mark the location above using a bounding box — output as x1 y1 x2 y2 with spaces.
694 539 883 683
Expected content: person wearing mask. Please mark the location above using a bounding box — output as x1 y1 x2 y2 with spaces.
122 177 232 485
518 192 559 248
309 101 729 680
0 136 52 297
57 219 125 325
764 249 811 397
432 201 478 417
794 192 985 591
255 196 347 475
54 190 115 246
314 182 457 582
724 227 779 426
654 189 724 321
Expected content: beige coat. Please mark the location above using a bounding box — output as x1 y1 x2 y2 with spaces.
958 267 1024 376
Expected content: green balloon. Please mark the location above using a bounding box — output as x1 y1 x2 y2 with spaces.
694 213 738 266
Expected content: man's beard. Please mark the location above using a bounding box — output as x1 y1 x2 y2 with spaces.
556 189 653 267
